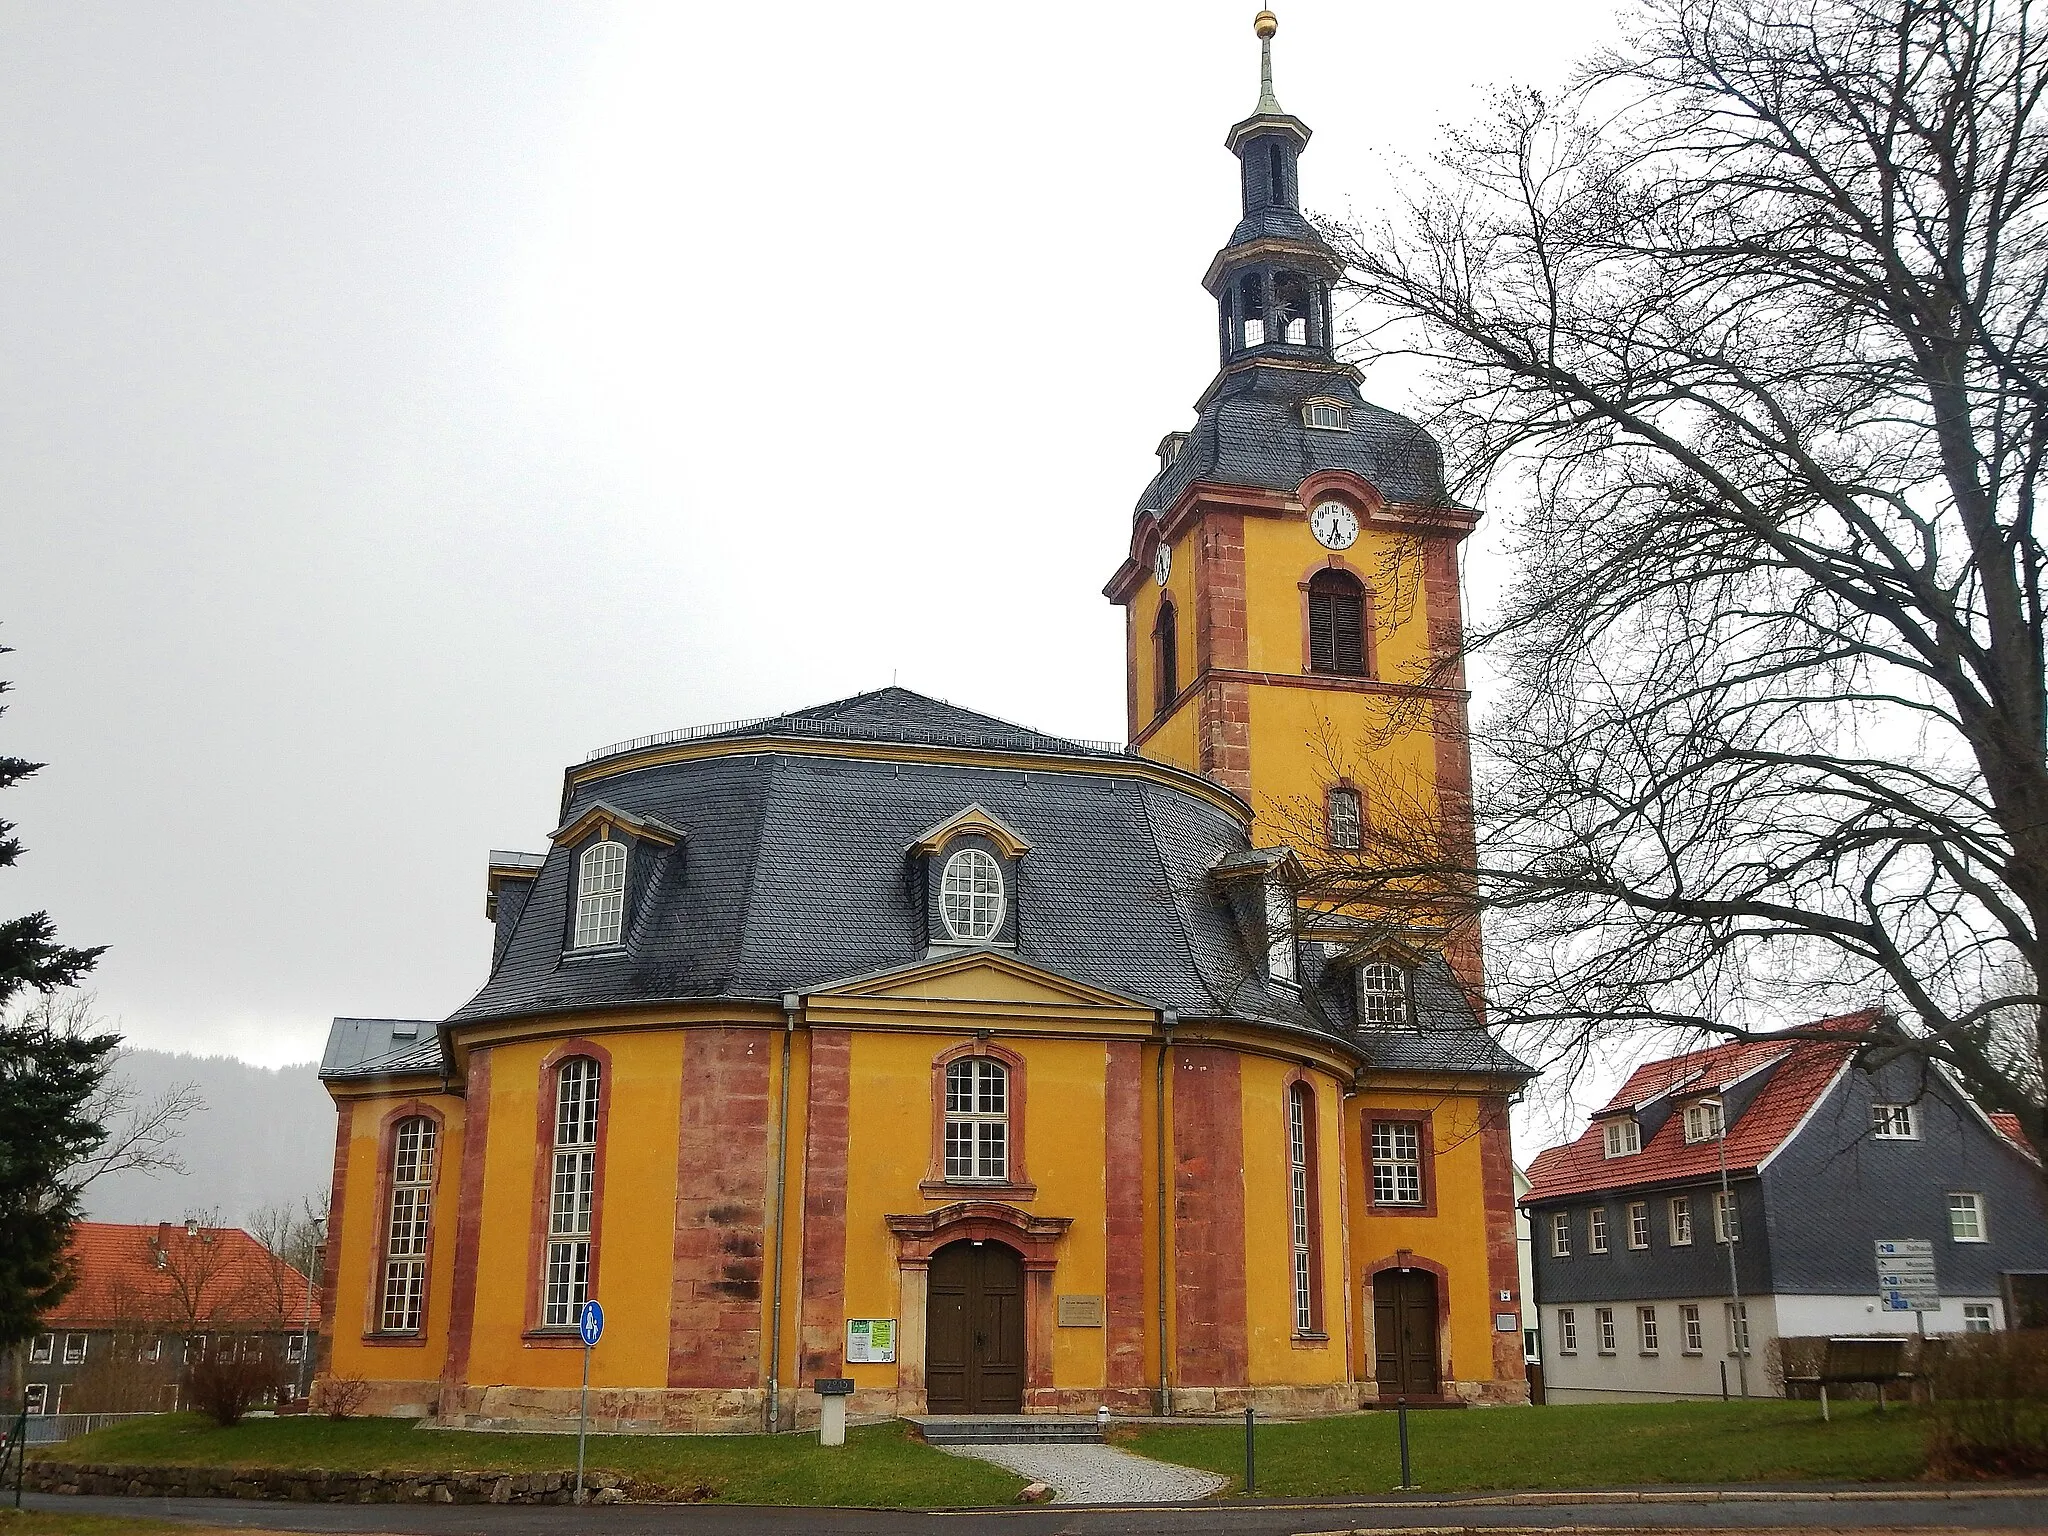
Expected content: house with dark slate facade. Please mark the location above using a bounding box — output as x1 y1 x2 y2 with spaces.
1523 1015 2048 1403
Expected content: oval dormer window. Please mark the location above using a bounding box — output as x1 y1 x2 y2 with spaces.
939 848 1005 942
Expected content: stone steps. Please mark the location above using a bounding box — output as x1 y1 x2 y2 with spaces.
908 1415 1105 1445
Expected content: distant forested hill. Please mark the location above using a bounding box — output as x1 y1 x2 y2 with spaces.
81 1050 334 1225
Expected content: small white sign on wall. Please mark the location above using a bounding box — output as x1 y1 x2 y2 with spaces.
845 1318 896 1363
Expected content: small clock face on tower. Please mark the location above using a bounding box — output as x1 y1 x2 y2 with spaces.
1154 542 1173 585
1309 500 1360 550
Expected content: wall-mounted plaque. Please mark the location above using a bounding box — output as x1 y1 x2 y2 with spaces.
845 1318 896 1363
1057 1294 1105 1327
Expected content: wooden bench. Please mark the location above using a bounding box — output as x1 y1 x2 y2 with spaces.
1784 1336 1914 1420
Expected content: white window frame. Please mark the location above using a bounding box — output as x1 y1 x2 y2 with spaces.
1596 1307 1617 1354
285 1333 306 1361
1725 1301 1750 1357
943 1057 1009 1181
542 1057 601 1328
183 1335 204 1365
1680 1303 1704 1354
1370 1120 1424 1205
1871 1102 1918 1140
1713 1189 1740 1243
1550 1211 1572 1257
62 1333 87 1365
1302 398 1349 431
572 839 627 949
1264 879 1297 984
1669 1195 1693 1246
1627 1201 1650 1250
380 1115 438 1333
939 848 1006 942
1947 1191 1986 1242
139 1336 162 1363
1288 1086 1315 1334
1638 1306 1659 1354
1326 787 1362 851
1358 962 1408 1026
28 1333 53 1365
1588 1206 1609 1254
1683 1100 1726 1143
1962 1303 1994 1333
1558 1308 1578 1355
1602 1119 1642 1158
23 1383 48 1416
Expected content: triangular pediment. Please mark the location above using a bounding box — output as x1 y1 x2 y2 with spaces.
906 803 1032 859
809 949 1149 1011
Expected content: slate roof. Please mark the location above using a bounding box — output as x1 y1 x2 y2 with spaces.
43 1222 315 1329
1522 1016 1878 1203
303 689 1525 1083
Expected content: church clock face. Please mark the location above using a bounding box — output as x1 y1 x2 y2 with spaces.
1310 500 1359 550
1154 542 1172 585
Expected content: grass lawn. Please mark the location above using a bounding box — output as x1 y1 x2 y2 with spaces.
0 1514 248 1536
1124 1399 1931 1497
33 1415 1023 1509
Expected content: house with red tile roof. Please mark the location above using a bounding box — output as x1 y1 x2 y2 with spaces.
2 1221 315 1418
1522 1014 2048 1403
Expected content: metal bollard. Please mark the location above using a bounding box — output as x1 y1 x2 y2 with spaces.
1244 1404 1256 1495
1397 1396 1413 1489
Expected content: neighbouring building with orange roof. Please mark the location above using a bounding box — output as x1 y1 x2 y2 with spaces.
2 1221 316 1418
1521 1015 2048 1403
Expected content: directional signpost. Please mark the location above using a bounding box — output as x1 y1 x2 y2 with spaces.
575 1300 604 1504
1875 1239 1939 1321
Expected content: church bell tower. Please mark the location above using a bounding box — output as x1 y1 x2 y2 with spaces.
1104 9 1483 992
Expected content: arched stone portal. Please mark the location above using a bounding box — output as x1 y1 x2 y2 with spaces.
925 1240 1025 1413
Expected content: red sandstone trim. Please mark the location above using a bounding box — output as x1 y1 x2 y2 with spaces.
798 1029 852 1382
523 1039 614 1341
1365 1106 1440 1219
439 1049 491 1413
919 1039 1035 1201
1364 1248 1456 1392
359 1100 447 1346
1103 1042 1146 1390
1478 1092 1527 1391
316 1101 353 1376
1419 536 1485 1008
1170 1047 1248 1386
1196 513 1248 675
669 1027 773 1389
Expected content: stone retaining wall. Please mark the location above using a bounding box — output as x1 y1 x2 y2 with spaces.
22 1461 706 1506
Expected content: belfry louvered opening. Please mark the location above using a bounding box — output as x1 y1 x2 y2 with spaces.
1307 568 1367 675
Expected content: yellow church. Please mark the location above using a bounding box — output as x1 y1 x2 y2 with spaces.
315 11 1531 1431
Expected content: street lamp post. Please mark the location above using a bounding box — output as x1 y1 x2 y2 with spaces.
1700 1098 1747 1398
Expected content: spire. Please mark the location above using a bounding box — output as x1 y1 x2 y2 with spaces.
1254 10 1283 116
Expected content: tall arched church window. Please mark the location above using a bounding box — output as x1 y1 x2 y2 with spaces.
542 1057 601 1327
1287 1082 1322 1333
379 1116 437 1333
1307 568 1367 676
573 841 627 949
1153 600 1178 713
944 1057 1008 1180
1326 787 1362 851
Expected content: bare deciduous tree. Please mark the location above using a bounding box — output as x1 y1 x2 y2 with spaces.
1316 0 2048 1163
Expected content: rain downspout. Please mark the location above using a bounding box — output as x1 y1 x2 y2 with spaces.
1156 1010 1177 1417
767 993 799 1433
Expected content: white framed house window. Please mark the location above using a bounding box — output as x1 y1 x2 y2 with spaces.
28 1334 53 1365
543 1056 601 1328
285 1333 305 1361
1558 1308 1578 1354
1603 1119 1641 1158
1948 1191 1986 1242
1638 1306 1659 1353
380 1115 438 1333
1669 1195 1693 1245
1370 1120 1424 1204
1725 1301 1750 1356
944 1057 1009 1180
1681 1303 1704 1353
1588 1206 1609 1253
1359 962 1408 1025
138 1336 162 1363
572 840 627 949
1627 1201 1650 1249
1962 1303 1994 1333
23 1384 48 1416
1871 1103 1918 1139
1713 1189 1740 1243
939 848 1006 942
62 1333 87 1365
1596 1307 1617 1353
1302 398 1349 430
1550 1211 1572 1257
1683 1100 1726 1142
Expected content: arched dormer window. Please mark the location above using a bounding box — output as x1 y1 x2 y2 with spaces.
1154 599 1179 713
542 1056 601 1327
1307 567 1367 676
1302 398 1348 431
378 1115 438 1333
1359 961 1410 1026
573 841 627 949
944 1057 1009 1181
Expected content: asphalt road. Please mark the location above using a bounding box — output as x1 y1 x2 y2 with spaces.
16 1488 2048 1536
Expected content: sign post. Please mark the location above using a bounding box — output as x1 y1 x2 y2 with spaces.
1875 1240 1940 1320
575 1299 604 1503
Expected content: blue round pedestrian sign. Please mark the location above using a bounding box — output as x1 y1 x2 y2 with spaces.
578 1299 604 1347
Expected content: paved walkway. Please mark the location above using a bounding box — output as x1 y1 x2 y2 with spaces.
937 1439 1230 1503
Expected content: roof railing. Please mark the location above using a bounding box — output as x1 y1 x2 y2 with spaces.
583 714 1134 764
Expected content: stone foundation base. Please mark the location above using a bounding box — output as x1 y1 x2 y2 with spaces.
435 1384 768 1435
1155 1382 1362 1417
1358 1376 1530 1407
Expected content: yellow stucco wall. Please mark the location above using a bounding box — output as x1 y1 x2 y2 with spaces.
1237 1057 1350 1384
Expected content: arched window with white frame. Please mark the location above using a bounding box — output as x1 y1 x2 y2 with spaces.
1287 1082 1322 1334
573 840 627 949
943 1057 1008 1181
542 1057 601 1327
379 1116 438 1333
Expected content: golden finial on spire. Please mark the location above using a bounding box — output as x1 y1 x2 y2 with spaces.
1254 10 1278 39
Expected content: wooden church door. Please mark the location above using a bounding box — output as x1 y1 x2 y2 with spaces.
925 1241 1025 1413
1372 1269 1441 1397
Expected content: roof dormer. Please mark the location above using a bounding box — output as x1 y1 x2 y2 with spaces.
910 804 1030 950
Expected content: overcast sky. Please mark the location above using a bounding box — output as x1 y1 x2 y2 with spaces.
3 1 1623 1135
